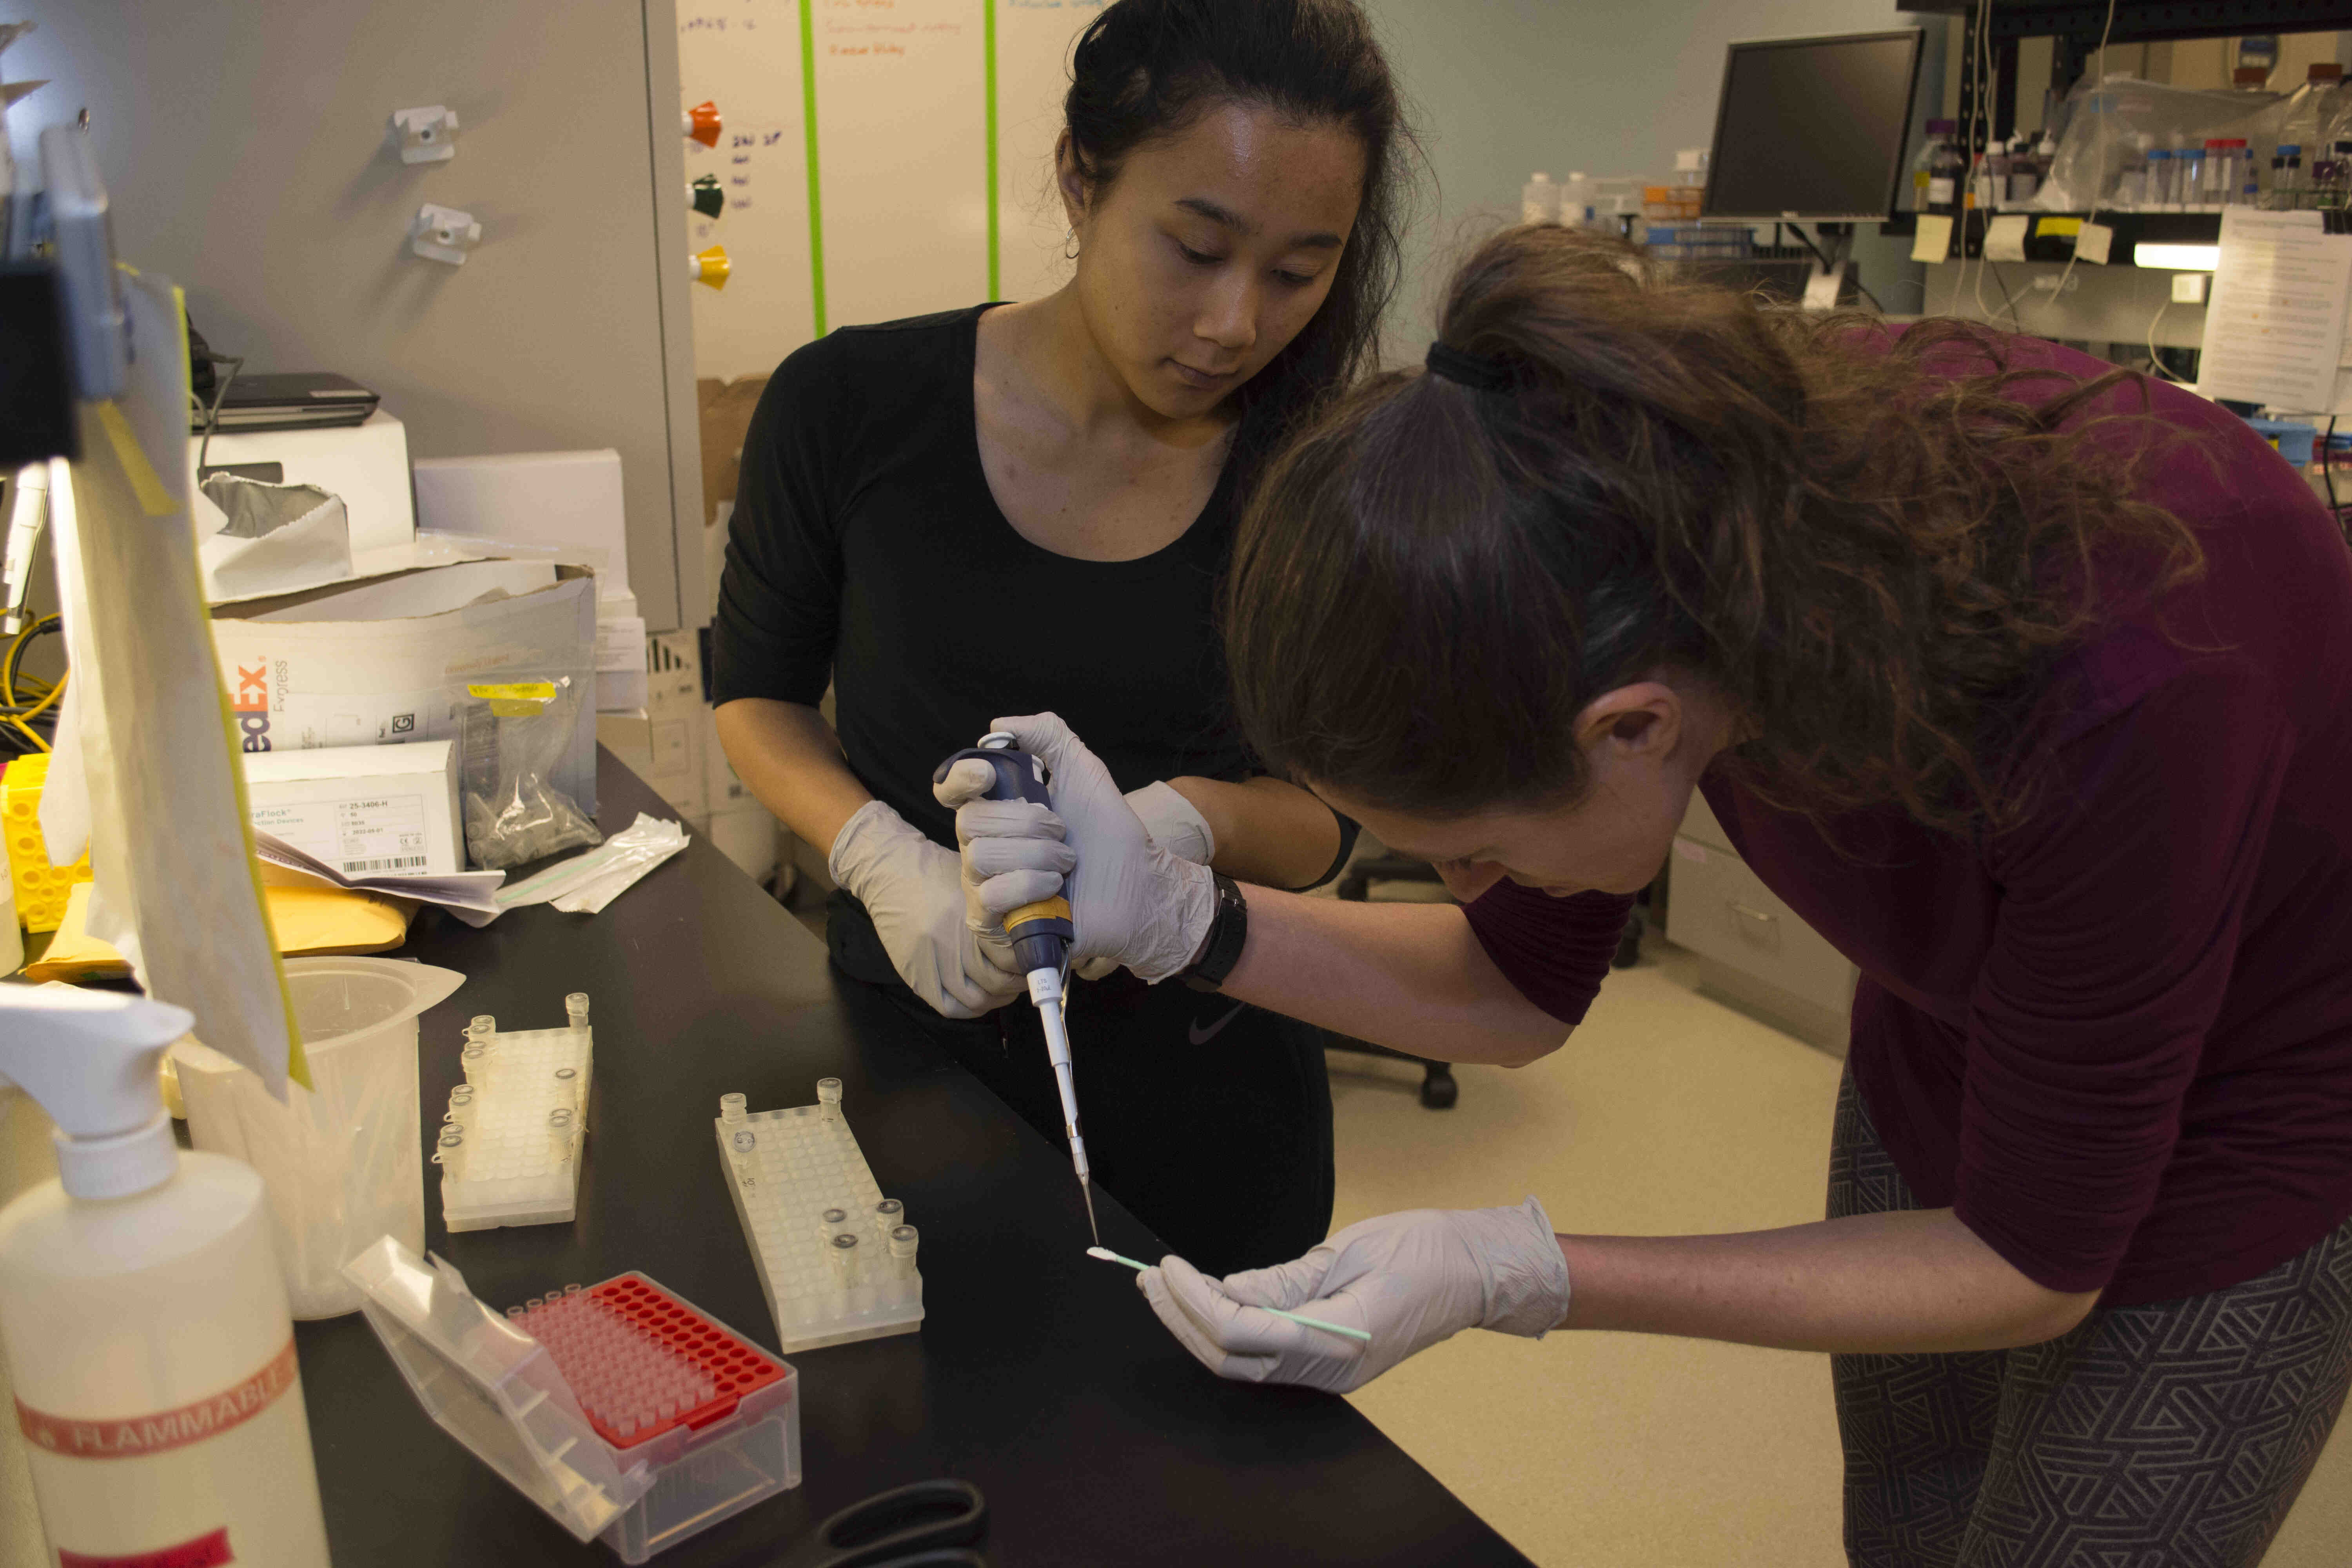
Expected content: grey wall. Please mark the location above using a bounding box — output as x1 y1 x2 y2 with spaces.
1358 0 1945 339
8 0 706 631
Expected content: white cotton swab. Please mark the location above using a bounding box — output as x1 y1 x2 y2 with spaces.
1087 1246 1372 1342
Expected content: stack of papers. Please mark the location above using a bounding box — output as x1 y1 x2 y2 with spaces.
254 830 505 926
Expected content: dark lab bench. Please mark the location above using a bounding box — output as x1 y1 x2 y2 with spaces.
292 749 1533 1567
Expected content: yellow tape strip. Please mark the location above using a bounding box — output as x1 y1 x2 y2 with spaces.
93 402 176 517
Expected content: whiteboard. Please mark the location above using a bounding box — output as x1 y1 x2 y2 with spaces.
679 0 1107 383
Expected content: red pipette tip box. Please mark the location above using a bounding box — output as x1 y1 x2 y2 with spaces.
514 1273 788 1450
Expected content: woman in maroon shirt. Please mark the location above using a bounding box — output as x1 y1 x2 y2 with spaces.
940 226 2352 1563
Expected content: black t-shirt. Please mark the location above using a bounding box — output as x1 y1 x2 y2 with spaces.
710 305 1267 850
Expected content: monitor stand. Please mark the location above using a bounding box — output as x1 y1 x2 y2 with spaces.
1802 225 1856 312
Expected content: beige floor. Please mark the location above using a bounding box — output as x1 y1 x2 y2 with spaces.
1328 943 2352 1568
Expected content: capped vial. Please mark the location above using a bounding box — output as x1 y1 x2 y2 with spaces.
888 1223 919 1279
817 1204 849 1242
548 1106 577 1162
434 1126 466 1174
731 1129 757 1154
871 1198 904 1241
719 1092 747 1124
817 1077 843 1123
554 1065 579 1109
446 1083 476 1129
471 1014 495 1036
566 992 590 1029
828 1231 863 1288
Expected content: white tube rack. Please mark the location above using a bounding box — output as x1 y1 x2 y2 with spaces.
436 994 592 1232
714 1079 924 1353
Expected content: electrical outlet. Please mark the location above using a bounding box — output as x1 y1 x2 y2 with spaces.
2028 273 2081 294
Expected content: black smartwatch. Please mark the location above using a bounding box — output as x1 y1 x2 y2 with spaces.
1180 874 1249 992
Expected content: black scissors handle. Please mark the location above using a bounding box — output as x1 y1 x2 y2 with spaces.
794 1477 987 1568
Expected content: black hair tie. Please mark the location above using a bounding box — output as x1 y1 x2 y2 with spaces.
1424 340 1512 392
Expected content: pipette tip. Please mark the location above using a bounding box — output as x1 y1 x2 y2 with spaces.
1082 1178 1101 1247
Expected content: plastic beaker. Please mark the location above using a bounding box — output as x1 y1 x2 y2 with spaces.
172 957 463 1318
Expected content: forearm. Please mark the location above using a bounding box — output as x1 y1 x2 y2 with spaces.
1557 1208 2099 1354
1218 889 1569 1066
1166 775 1340 889
712 697 874 855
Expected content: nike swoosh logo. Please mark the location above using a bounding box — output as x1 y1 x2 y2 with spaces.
1189 1003 1247 1045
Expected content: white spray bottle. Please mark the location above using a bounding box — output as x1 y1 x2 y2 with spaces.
0 987 330 1567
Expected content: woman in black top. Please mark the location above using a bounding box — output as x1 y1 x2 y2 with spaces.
710 0 1412 1272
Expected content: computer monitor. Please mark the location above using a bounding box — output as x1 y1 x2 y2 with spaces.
1701 29 1924 223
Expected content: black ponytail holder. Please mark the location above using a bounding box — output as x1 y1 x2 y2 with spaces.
1424 341 1512 392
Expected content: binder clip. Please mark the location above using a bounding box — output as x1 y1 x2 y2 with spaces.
684 101 722 150
691 175 725 221
689 245 730 290
411 204 481 265
391 105 459 164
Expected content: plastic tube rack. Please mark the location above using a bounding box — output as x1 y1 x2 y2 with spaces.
436 993 593 1231
714 1079 924 1352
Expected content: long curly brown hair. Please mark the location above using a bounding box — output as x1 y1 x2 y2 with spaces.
1225 225 2206 833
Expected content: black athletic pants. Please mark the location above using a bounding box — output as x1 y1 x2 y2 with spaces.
827 890 1335 1277
1828 1069 2352 1567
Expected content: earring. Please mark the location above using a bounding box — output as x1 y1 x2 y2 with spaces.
1064 228 1081 261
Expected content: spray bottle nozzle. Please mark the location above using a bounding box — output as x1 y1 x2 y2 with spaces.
0 988 194 1200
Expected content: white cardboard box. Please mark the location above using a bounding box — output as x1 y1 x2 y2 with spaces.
212 561 600 820
189 411 416 557
412 449 630 600
597 629 706 818
241 740 463 877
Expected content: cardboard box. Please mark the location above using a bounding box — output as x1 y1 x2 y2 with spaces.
211 560 599 820
412 449 631 600
241 740 463 877
188 411 416 557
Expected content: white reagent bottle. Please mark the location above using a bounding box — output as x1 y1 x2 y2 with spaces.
0 988 330 1567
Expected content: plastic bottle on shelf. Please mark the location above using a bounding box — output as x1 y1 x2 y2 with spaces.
0 989 331 1568
1520 172 1559 225
1926 129 1966 215
2221 139 2256 205
2315 140 2352 212
2005 136 2042 205
1909 120 1954 212
2280 62 2344 173
1560 171 1595 230
2140 146 2172 211
2266 145 2303 209
1971 147 2004 212
2190 138 2225 209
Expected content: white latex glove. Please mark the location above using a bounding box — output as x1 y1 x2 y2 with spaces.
1125 780 1216 866
1137 1199 1571 1394
827 800 1026 1019
931 713 1215 984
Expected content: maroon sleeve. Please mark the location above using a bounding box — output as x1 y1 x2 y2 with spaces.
1960 662 2293 1294
1461 880 1636 1026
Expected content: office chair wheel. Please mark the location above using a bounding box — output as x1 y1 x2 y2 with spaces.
1419 1062 1458 1110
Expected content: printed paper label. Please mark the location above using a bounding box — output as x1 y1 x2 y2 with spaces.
58 1529 234 1568
247 793 429 875
17 1339 297 1459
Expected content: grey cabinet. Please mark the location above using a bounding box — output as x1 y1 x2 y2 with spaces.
1668 794 1857 1056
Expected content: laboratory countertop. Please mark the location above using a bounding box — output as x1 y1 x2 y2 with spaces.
276 750 1530 1568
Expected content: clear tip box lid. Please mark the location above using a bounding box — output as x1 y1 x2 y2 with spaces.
341 1236 797 1547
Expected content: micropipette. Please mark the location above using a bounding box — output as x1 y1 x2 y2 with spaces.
932 731 1098 1244
1085 1247 1372 1341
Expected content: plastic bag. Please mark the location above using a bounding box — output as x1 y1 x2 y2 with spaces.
2033 75 2281 211
458 676 602 869
494 812 689 914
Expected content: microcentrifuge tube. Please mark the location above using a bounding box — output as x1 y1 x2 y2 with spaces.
889 1223 919 1280
828 1231 863 1288
566 992 590 1030
472 1014 495 1037
871 1198 903 1242
720 1093 747 1124
731 1129 756 1155
818 1205 849 1243
817 1077 843 1123
548 1106 577 1162
446 1083 476 1129
554 1065 579 1109
434 1127 466 1176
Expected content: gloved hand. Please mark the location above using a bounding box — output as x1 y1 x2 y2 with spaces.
827 799 1027 1018
1137 1199 1571 1394
932 713 1216 984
